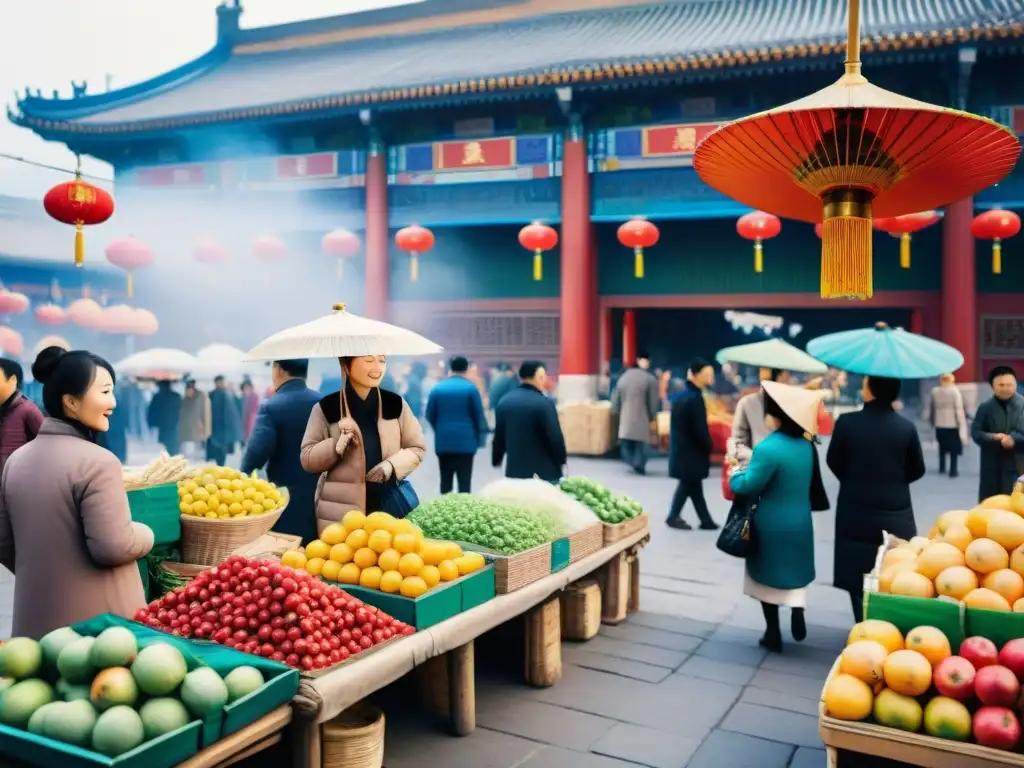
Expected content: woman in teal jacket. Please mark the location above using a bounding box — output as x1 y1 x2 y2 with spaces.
729 381 828 653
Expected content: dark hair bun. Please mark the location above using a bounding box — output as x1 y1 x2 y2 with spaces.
31 346 67 384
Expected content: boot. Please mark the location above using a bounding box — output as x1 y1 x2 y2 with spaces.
759 602 783 653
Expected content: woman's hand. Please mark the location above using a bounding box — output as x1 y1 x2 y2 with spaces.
336 417 358 455
366 461 394 483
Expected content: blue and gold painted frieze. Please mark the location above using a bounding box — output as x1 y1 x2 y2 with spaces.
388 134 561 185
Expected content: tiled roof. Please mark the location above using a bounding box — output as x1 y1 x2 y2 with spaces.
11 0 1024 134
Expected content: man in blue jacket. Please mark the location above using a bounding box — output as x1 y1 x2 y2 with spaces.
241 359 321 544
425 356 487 494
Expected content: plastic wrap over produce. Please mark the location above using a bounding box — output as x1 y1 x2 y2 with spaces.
478 479 597 535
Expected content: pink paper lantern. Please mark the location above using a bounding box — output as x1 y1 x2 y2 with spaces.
0 291 30 316
194 239 230 265
34 304 68 326
66 298 103 328
0 327 24 356
134 309 159 336
252 235 287 262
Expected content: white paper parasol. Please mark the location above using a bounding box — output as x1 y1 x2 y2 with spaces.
115 348 198 380
193 343 259 379
244 304 443 362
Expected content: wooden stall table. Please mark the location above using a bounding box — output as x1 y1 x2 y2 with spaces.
289 528 650 768
178 706 293 768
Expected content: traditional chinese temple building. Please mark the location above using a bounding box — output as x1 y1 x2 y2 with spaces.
9 0 1024 394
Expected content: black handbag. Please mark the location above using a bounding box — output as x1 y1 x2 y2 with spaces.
379 479 420 519
716 495 758 559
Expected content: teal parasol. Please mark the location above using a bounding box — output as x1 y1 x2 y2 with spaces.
805 322 963 379
715 338 828 374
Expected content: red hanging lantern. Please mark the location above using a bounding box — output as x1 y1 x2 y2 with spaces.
736 211 781 273
0 327 24 357
66 298 103 329
42 161 114 268
322 229 362 280
814 222 823 239
872 211 940 269
105 236 154 298
193 239 230 265
972 209 1021 275
0 290 29 316
517 222 558 281
617 219 659 279
34 304 67 326
394 225 435 282
252 235 288 262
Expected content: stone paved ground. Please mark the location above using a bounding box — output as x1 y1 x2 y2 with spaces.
0 433 981 767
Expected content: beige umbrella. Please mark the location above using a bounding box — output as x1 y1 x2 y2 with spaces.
115 348 198 380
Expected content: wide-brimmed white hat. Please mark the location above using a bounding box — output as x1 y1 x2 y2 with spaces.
762 380 826 436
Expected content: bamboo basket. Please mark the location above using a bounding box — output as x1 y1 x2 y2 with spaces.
231 531 302 561
820 658 1024 767
568 523 604 563
180 496 287 567
603 512 649 545
561 579 601 641
322 703 385 768
466 542 552 594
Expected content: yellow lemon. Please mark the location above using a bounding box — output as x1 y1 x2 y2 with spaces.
217 478 231 489
359 566 383 589
230 478 244 491
228 502 244 516
443 542 464 560
400 576 428 598
205 511 218 519
420 565 441 588
192 487 210 501
218 504 231 516
380 571 403 593
437 560 460 582
320 560 342 582
252 491 266 505
181 493 194 506
262 498 276 511
338 563 360 584
346 529 369 550
459 552 486 574
393 533 417 554
378 548 401 572
394 519 423 539
179 502 193 515
364 511 394 534
199 473 216 487
398 553 424 577
305 539 331 560
305 557 325 576
218 488 234 503
320 523 348 546
353 547 378 569
232 490 245 504
180 479 197 494
191 500 209 515
342 510 367 531
205 483 219 496
329 543 354 564
418 540 447 566
243 487 257 499
178 484 188 497
453 555 475 576
368 529 393 554
384 516 405 535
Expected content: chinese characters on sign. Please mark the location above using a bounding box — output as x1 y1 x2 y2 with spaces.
435 137 516 171
982 316 1024 358
642 123 721 157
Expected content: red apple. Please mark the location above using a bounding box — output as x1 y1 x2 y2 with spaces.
998 638 1024 682
974 706 1022 751
933 656 977 701
975 665 1021 707
961 636 999 670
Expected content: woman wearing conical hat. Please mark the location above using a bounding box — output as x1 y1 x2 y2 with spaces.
729 381 829 653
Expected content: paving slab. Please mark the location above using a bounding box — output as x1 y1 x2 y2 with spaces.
599 623 705 653
790 746 829 768
564 648 674 682
576 634 691 669
519 745 644 768
685 730 795 768
590 722 702 768
718 702 822 749
692 639 767 667
475 699 616 752
627 611 717 639
739 685 819 718
676 656 758 686
747 668 829 702
383 717 543 768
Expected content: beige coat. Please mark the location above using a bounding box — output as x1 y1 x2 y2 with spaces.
728 392 773 464
0 419 154 638
300 388 425 533
179 390 211 444
929 384 968 439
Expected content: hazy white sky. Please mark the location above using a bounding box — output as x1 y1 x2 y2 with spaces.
0 0 420 198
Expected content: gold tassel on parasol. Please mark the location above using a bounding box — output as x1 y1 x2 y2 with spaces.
693 0 1021 300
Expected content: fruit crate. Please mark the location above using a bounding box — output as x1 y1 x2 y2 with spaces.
71 614 299 747
126 483 181 547
819 658 1024 767
602 513 649 545
568 523 604 564
321 564 496 630
461 541 552 594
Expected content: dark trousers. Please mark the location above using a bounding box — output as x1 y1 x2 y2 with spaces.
438 453 474 494
938 449 959 477
620 440 647 472
667 479 714 525
206 440 228 467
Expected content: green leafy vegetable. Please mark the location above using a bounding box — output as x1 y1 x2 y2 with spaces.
408 494 553 555
558 476 644 525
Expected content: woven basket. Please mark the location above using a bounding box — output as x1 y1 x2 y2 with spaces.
568 523 604 563
180 498 286 567
322 703 385 768
602 512 649 545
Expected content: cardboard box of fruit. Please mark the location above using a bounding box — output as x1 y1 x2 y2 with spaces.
821 619 1024 765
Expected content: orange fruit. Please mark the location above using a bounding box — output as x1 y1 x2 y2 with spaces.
437 560 460 582
418 540 448 566
400 576 428 598
377 548 401 572
967 507 998 539
982 568 1024 605
962 587 1012 612
982 494 1014 512
280 549 307 570
987 512 1024 551
916 543 965 580
353 547 378 569
345 529 369 550
305 539 331 560
936 510 970 535
320 523 348 546
398 552 424 577
839 641 889 685
905 626 952 667
329 543 354 564
824 674 874 721
320 560 342 582
393 532 418 554
848 620 904 653
1014 597 1024 613
941 525 973 552
965 538 1009 574
443 542 464 560
305 557 325 577
367 529 393 554
882 548 918 571
337 563 360 584
890 571 935 599
358 566 383 589
342 510 367 530
883 649 933 697
934 566 978 601
879 563 916 593
379 571 403 594
364 511 394 534
456 552 486 574
1009 543 1024 578
874 688 923 733
419 565 441 588
906 536 931 553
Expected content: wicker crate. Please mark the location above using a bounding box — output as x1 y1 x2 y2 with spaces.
559 402 618 456
322 703 385 768
180 501 286 567
561 579 601 641
462 542 552 594
568 523 604 563
602 513 649 545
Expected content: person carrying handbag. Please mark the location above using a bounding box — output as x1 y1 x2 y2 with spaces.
726 381 829 654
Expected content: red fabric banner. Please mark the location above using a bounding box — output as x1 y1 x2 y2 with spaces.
276 153 336 178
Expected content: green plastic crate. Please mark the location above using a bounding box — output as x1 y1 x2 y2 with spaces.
461 564 496 611
550 538 570 573
964 607 1024 648
864 593 966 648
126 484 181 546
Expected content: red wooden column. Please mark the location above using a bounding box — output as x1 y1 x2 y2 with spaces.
558 116 596 402
623 310 637 367
364 134 390 320
600 307 613 372
941 197 978 381
909 309 924 335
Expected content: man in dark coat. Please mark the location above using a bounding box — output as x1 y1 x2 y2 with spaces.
426 356 487 494
241 359 321 544
0 359 43 476
667 358 718 530
492 361 567 482
147 380 181 455
972 365 1024 501
828 375 926 622
208 375 243 465
488 364 518 411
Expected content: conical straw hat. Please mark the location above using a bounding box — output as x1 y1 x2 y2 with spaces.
762 380 825 436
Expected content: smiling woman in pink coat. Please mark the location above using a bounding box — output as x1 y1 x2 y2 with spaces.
0 347 154 638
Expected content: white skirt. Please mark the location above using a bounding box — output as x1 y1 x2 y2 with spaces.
744 571 807 609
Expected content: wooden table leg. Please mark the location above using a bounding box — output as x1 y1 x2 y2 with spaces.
291 715 321 768
601 551 629 625
524 595 562 687
628 552 641 614
447 640 476 736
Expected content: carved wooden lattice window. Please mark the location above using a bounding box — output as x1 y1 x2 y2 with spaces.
981 316 1024 358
